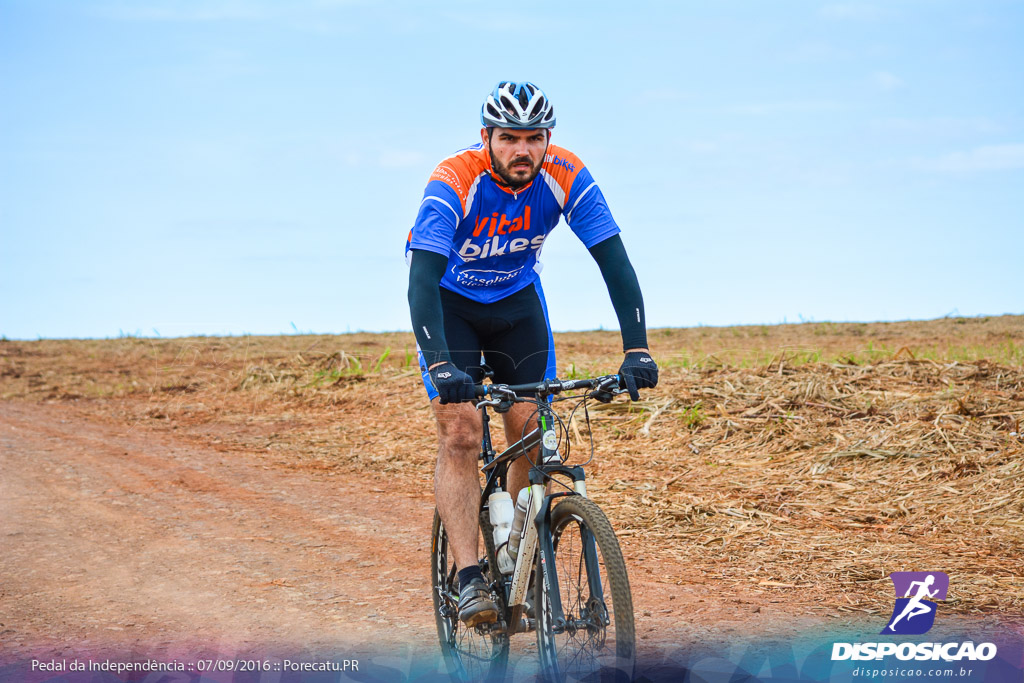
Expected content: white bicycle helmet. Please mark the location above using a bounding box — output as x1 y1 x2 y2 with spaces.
481 81 556 129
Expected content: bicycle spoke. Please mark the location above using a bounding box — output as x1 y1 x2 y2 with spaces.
426 375 633 682
431 511 509 682
537 497 634 682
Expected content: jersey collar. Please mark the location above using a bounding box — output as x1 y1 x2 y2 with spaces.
486 169 535 196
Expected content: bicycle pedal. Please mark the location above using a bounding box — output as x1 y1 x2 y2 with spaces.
473 617 504 634
490 620 510 635
516 617 536 633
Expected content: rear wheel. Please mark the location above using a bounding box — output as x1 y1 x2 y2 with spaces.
535 496 635 682
431 509 509 682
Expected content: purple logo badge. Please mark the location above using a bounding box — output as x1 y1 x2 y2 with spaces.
882 572 949 635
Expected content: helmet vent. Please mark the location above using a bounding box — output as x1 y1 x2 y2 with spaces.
480 80 555 129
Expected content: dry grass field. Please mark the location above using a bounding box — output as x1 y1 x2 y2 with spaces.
2 314 1022 650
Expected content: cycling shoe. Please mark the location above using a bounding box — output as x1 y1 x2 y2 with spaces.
459 578 498 627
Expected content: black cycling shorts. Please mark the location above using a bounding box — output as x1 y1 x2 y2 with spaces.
418 281 557 401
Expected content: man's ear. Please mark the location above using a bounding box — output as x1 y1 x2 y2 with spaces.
480 127 489 146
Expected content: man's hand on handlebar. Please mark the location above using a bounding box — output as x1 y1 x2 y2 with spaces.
428 362 476 405
618 350 658 401
475 374 628 404
433 366 652 405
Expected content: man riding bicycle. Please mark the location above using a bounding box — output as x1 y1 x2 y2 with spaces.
406 81 657 627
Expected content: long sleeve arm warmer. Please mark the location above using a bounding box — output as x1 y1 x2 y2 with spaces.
587 235 649 351
407 249 451 367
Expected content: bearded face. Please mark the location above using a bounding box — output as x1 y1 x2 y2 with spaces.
483 127 549 190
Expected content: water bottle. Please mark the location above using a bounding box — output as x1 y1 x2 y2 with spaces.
506 487 533 562
488 491 514 573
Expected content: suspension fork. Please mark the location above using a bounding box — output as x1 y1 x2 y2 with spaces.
531 464 605 631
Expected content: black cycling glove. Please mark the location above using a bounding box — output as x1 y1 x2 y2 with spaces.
429 362 476 405
618 352 658 401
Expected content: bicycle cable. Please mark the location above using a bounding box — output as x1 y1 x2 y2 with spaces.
514 396 575 494
564 391 598 467
488 379 610 492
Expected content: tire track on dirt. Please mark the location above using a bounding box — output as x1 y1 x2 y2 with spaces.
0 400 885 672
0 401 437 659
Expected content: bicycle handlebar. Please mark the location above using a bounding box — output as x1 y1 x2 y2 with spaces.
473 374 622 399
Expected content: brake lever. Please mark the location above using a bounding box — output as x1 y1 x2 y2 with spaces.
589 376 622 404
476 398 502 410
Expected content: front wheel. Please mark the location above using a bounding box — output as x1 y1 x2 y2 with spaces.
535 496 636 682
430 509 509 682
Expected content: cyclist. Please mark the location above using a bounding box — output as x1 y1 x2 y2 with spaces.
406 81 658 627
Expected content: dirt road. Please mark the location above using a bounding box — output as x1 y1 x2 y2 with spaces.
1 400 443 661
2 399 1019 681
0 399 822 656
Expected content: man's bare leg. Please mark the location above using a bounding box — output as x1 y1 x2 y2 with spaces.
501 401 546 618
433 399 541 567
503 401 542 501
432 398 484 572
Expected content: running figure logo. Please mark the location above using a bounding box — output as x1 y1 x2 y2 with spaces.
882 572 949 635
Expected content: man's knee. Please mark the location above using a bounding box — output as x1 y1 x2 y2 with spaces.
438 423 479 457
501 403 536 441
434 404 481 459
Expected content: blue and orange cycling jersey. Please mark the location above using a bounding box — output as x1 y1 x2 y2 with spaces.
405 142 620 303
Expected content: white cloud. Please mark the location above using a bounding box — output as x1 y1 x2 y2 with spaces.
725 100 845 115
685 141 718 154
378 150 424 168
97 1 274 22
819 3 887 20
441 9 566 33
870 117 1002 137
95 0 364 24
919 144 1024 173
872 71 904 91
784 41 852 63
639 88 695 103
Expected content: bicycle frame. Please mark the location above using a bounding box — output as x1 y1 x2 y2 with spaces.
476 392 603 636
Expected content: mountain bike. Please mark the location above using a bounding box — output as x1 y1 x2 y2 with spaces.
430 374 636 682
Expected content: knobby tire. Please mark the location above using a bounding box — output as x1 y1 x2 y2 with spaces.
535 496 635 682
430 509 510 682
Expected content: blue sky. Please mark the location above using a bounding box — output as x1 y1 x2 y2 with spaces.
2 0 1022 339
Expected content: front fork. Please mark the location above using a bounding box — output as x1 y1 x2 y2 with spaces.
507 464 603 634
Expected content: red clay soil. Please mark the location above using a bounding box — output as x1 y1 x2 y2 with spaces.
1 400 1016 672
1 400 808 657
1 319 1022 677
